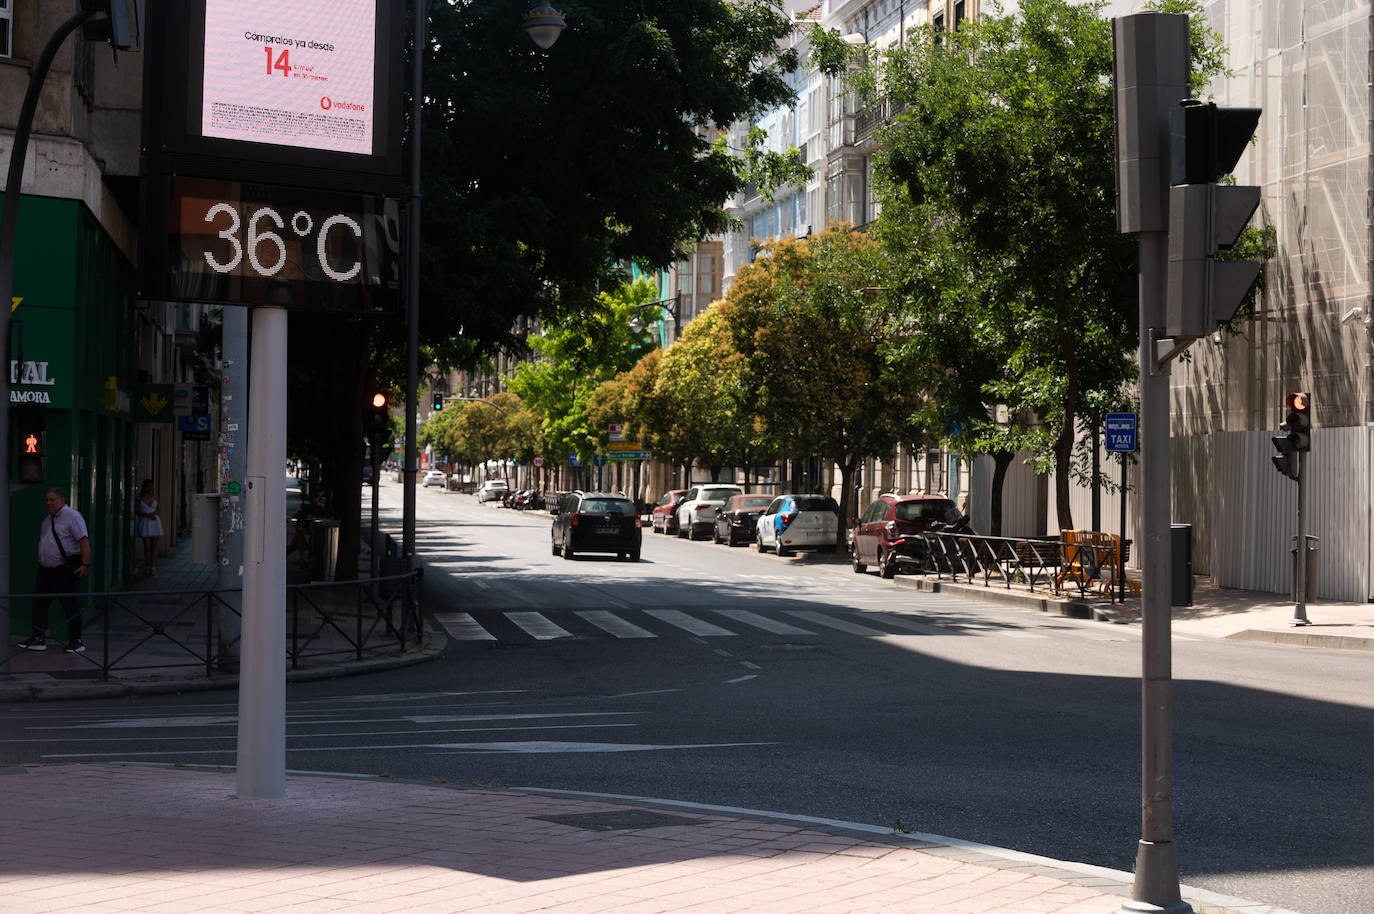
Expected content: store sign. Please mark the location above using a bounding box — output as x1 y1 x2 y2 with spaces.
8 361 57 404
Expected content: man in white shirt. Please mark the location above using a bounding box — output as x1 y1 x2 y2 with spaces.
19 487 92 654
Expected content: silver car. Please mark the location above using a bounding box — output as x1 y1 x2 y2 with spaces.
675 484 743 540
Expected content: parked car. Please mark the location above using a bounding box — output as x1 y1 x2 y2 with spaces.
476 480 510 502
422 470 446 488
755 494 840 556
713 494 774 546
651 489 688 535
851 494 958 577
551 491 642 561
676 484 744 540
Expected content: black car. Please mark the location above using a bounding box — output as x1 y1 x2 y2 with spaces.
551 491 642 561
712 493 774 546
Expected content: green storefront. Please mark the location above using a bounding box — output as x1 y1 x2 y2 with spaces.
7 194 138 637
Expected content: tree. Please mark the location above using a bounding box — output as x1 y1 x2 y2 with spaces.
857 0 1243 533
862 0 1141 531
724 229 921 524
418 0 805 360
283 1 806 569
654 304 772 480
508 279 661 470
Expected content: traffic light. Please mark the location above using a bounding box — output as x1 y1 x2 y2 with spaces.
1285 391 1312 452
1271 435 1297 480
1166 99 1263 339
1271 391 1312 480
81 0 134 57
432 393 444 412
367 392 390 440
13 404 46 484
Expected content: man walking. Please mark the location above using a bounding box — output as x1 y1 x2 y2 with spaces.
19 487 92 653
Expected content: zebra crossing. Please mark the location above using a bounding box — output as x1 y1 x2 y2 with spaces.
431 606 1062 644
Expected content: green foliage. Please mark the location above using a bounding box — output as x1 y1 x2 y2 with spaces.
508 279 662 462
419 0 803 357
723 229 924 518
866 0 1142 529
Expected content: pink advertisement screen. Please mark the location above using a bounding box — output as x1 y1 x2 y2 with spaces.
201 0 376 156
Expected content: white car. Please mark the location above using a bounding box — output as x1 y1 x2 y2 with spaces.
422 470 446 488
756 494 841 556
675 484 743 540
476 480 510 502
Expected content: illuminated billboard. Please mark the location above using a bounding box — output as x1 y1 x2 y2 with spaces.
201 0 376 156
140 0 404 193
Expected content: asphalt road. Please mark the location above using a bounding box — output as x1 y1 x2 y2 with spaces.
3 477 1371 914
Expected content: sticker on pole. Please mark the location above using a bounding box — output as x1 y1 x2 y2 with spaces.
1106 413 1137 453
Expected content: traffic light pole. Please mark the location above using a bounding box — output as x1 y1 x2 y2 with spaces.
1293 451 1309 625
1115 14 1192 913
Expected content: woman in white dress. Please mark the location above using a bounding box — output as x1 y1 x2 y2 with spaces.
136 479 163 575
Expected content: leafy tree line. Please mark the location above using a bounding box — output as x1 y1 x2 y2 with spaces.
415 0 1268 538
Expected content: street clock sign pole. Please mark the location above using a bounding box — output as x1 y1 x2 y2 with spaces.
141 0 404 800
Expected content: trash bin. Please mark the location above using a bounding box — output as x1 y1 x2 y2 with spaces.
310 519 340 581
1290 534 1319 603
1170 523 1193 606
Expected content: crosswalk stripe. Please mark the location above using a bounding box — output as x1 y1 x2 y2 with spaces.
506 612 574 640
783 610 900 637
433 613 496 641
576 611 656 638
644 609 737 637
716 609 815 635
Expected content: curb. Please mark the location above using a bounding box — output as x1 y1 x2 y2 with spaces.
512 786 1302 914
1226 628 1374 651
891 574 1101 619
0 628 447 703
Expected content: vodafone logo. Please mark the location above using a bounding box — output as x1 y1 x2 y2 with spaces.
320 97 332 110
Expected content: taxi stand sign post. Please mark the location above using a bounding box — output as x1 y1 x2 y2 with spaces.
1105 413 1137 605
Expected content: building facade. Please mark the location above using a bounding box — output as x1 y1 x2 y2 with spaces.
2 2 219 631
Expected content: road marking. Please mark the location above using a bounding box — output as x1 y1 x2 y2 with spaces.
506 612 574 640
405 712 640 724
645 609 737 637
783 610 899 637
716 609 815 635
724 675 758 684
426 740 776 754
434 612 497 641
472 580 491 589
575 610 656 638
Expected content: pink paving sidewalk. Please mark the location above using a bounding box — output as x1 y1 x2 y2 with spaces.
0 764 1287 914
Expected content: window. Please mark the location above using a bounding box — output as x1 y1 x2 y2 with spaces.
794 495 839 512
932 11 945 43
699 253 716 295
954 1 965 29
0 0 11 58
582 498 634 515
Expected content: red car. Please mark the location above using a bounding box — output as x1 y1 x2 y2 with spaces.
651 489 688 535
851 494 957 578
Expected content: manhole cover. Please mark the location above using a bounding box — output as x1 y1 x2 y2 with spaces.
535 809 703 832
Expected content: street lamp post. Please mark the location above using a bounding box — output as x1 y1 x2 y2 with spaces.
403 1 565 572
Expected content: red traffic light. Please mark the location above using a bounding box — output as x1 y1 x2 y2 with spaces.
1286 391 1310 414
371 392 388 409
23 432 40 455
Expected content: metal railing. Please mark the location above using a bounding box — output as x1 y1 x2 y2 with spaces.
0 568 424 681
921 531 1126 601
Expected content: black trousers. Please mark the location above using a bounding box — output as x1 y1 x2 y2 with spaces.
32 563 82 641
